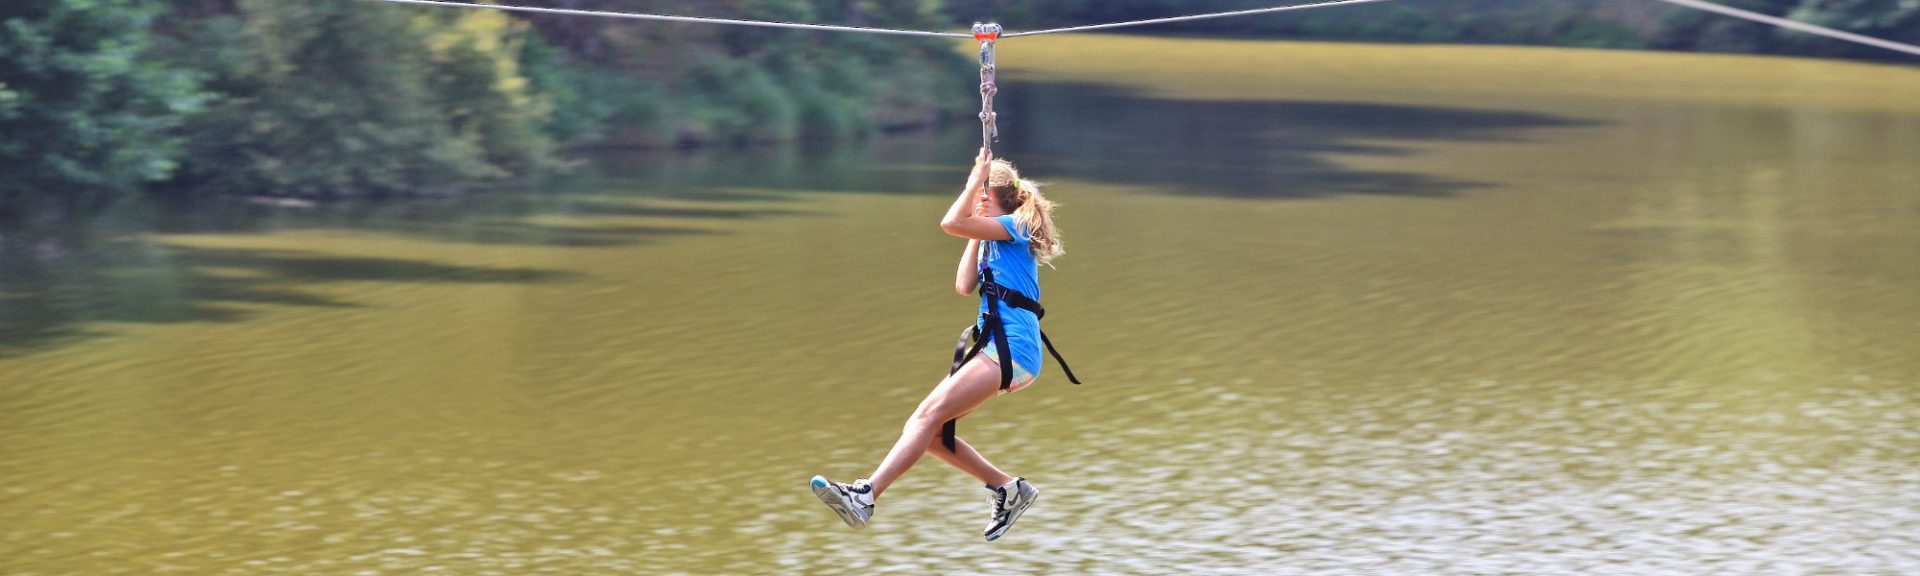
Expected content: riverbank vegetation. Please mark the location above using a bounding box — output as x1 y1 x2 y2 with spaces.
1 0 1914 209
1 0 967 208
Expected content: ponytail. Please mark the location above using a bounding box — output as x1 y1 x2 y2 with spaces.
1010 178 1064 267
987 160 1064 266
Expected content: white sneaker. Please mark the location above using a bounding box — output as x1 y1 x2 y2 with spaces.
983 477 1038 541
809 475 875 529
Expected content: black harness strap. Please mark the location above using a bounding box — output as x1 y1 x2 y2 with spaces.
940 267 1081 452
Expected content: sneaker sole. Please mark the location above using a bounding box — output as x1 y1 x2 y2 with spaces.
984 486 1037 542
810 476 868 529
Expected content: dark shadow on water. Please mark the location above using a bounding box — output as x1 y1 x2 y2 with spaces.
0 145 821 357
581 81 1599 200
0 237 578 359
147 193 792 248
993 81 1601 199
0 79 1599 358
554 201 810 221
172 246 578 284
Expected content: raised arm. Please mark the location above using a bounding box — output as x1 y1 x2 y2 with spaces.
939 149 1014 242
955 239 982 295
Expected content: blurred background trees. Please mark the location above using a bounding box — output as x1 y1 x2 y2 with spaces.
0 0 1913 207
0 0 203 210
157 1 554 198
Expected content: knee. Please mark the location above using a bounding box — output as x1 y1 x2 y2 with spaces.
904 404 946 434
912 390 958 420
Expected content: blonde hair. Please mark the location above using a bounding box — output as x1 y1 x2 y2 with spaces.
986 159 1064 267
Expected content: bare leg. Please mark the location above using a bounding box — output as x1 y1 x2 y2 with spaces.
866 357 1006 498
927 433 1016 488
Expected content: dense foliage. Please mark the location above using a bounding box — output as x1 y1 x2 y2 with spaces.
0 0 202 209
1655 0 1920 59
511 0 970 148
158 1 554 197
0 0 1912 206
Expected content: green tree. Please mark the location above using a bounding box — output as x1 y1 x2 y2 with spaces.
0 0 203 209
168 1 552 198
515 0 970 147
418 9 556 175
1652 0 1920 59
1782 0 1920 60
1653 0 1796 53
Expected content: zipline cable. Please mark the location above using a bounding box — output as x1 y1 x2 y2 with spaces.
1005 0 1920 59
358 0 1920 60
358 0 970 38
1650 0 1920 58
1006 0 1920 58
360 0 1920 160
1000 0 1399 38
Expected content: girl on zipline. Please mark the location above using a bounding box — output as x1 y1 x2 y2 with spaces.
811 148 1069 541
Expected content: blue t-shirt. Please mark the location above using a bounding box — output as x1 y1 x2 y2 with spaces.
976 215 1044 376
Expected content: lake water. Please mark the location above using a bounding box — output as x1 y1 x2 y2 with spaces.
4 37 1919 575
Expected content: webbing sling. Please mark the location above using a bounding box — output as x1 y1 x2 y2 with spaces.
941 266 1081 452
